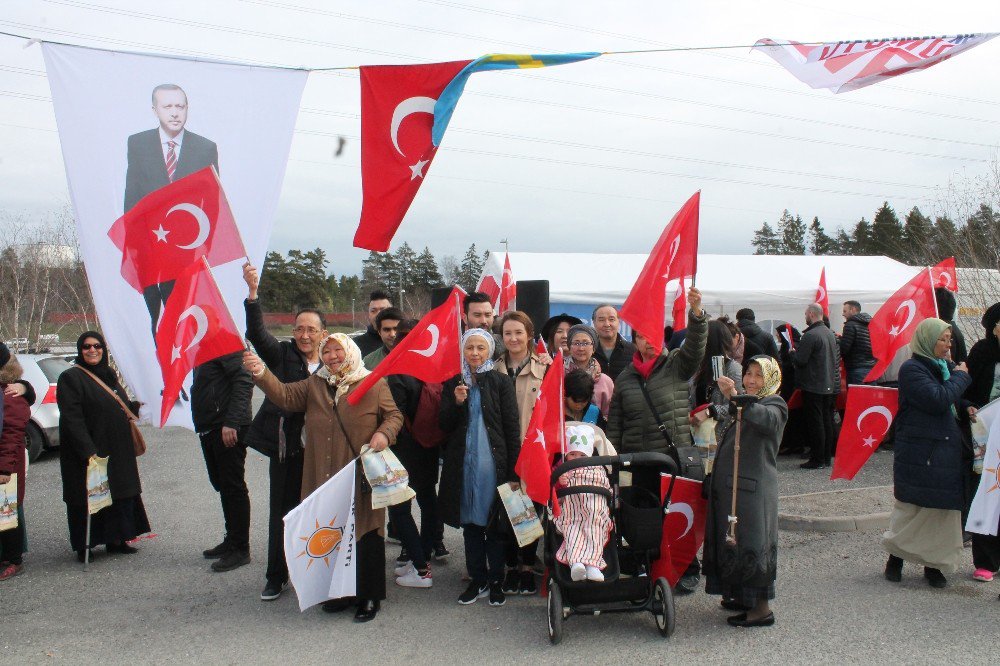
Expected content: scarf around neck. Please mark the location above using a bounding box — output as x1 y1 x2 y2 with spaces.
632 350 659 380
565 354 601 380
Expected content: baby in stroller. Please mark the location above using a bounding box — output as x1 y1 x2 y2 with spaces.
553 424 613 582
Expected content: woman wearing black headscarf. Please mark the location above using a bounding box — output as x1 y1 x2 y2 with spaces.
964 303 1000 581
57 331 150 561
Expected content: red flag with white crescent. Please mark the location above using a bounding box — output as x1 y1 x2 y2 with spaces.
930 257 958 293
652 475 707 586
347 286 465 405
354 61 473 252
815 266 829 317
620 191 700 352
514 352 564 506
108 166 246 293
831 386 899 480
864 268 938 383
499 253 516 315
155 257 244 426
671 280 687 331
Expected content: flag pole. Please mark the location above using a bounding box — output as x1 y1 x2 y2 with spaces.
455 288 464 382
927 268 939 319
83 511 91 572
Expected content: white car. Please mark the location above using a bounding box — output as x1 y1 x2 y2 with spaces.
17 354 73 461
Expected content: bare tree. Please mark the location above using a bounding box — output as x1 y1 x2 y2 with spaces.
0 208 95 350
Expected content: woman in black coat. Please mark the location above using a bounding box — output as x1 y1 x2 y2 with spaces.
882 319 971 588
57 331 150 561
439 329 521 607
963 302 1000 580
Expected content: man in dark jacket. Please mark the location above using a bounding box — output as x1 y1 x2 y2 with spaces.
935 287 967 364
839 300 876 384
242 262 327 599
352 290 393 357
790 304 841 469
363 307 404 370
192 351 254 572
592 304 634 381
736 308 779 360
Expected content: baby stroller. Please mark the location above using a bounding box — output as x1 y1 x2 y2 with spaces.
544 451 679 644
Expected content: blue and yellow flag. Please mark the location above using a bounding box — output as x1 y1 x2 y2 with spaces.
431 52 601 146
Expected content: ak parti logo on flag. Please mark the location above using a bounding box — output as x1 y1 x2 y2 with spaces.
297 517 345 570
155 257 244 426
108 166 246 292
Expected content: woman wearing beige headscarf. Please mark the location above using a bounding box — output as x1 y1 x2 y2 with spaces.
244 333 402 622
703 355 787 628
882 318 971 589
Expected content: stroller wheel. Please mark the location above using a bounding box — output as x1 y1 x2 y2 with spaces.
547 579 564 645
653 577 675 638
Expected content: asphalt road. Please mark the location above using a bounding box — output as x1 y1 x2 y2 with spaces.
3 407 996 665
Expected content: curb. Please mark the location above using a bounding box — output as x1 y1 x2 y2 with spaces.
778 511 890 533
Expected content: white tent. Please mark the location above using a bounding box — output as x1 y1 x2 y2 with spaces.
484 252 925 334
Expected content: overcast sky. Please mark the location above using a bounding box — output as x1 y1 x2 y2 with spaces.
2 0 998 276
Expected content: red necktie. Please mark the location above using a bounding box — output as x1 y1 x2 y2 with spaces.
165 140 177 181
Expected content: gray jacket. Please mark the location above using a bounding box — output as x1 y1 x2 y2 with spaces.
789 321 841 394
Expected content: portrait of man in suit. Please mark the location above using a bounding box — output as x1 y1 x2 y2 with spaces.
124 83 219 344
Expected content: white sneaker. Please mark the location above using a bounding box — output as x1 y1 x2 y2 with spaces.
585 565 604 582
394 561 415 577
570 563 586 581
396 567 433 588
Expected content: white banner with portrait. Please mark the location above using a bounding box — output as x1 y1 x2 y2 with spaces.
42 43 307 428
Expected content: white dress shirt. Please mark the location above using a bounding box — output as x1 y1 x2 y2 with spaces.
159 128 185 165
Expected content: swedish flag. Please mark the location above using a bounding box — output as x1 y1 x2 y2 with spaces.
431 51 601 146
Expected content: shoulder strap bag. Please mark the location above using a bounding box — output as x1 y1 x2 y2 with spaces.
74 366 146 457
638 380 704 481
331 402 372 496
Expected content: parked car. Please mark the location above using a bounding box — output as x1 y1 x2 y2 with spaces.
18 354 73 462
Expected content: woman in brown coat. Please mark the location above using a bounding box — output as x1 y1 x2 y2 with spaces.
244 333 402 622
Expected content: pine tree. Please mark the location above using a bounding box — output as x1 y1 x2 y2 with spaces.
458 243 483 292
258 251 290 311
412 247 444 290
870 202 904 260
902 206 934 264
832 228 853 255
808 216 834 255
777 210 806 254
851 217 874 254
962 204 1000 268
933 215 959 262
750 221 780 255
393 242 418 294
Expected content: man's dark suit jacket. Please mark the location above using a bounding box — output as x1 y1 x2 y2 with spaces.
124 128 219 211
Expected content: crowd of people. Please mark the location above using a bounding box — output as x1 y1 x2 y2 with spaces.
1 272 997 624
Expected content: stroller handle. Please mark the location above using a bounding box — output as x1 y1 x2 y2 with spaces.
549 452 678 485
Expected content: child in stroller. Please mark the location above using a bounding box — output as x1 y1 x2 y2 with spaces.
553 424 613 582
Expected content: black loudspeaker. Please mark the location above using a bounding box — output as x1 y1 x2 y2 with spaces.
430 287 453 310
515 280 550 336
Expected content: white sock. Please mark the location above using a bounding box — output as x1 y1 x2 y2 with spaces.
570 563 586 581
585 565 604 582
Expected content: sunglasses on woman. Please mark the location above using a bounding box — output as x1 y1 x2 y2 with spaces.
82 343 104 350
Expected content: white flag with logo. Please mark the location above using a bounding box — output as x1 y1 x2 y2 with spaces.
966 402 1000 537
42 43 306 429
283 462 357 611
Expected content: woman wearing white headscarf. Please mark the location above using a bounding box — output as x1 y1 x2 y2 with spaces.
244 333 402 622
703 355 788 628
439 329 521 607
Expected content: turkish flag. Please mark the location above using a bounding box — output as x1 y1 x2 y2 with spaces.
931 257 958 292
671 280 687 331
108 166 246 293
347 286 465 405
815 266 829 317
354 60 473 252
499 253 516 315
863 268 937 382
514 352 564 505
651 475 707 586
831 385 899 480
155 257 244 426
619 191 700 352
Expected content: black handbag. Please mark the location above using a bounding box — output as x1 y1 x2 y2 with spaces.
638 380 705 481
